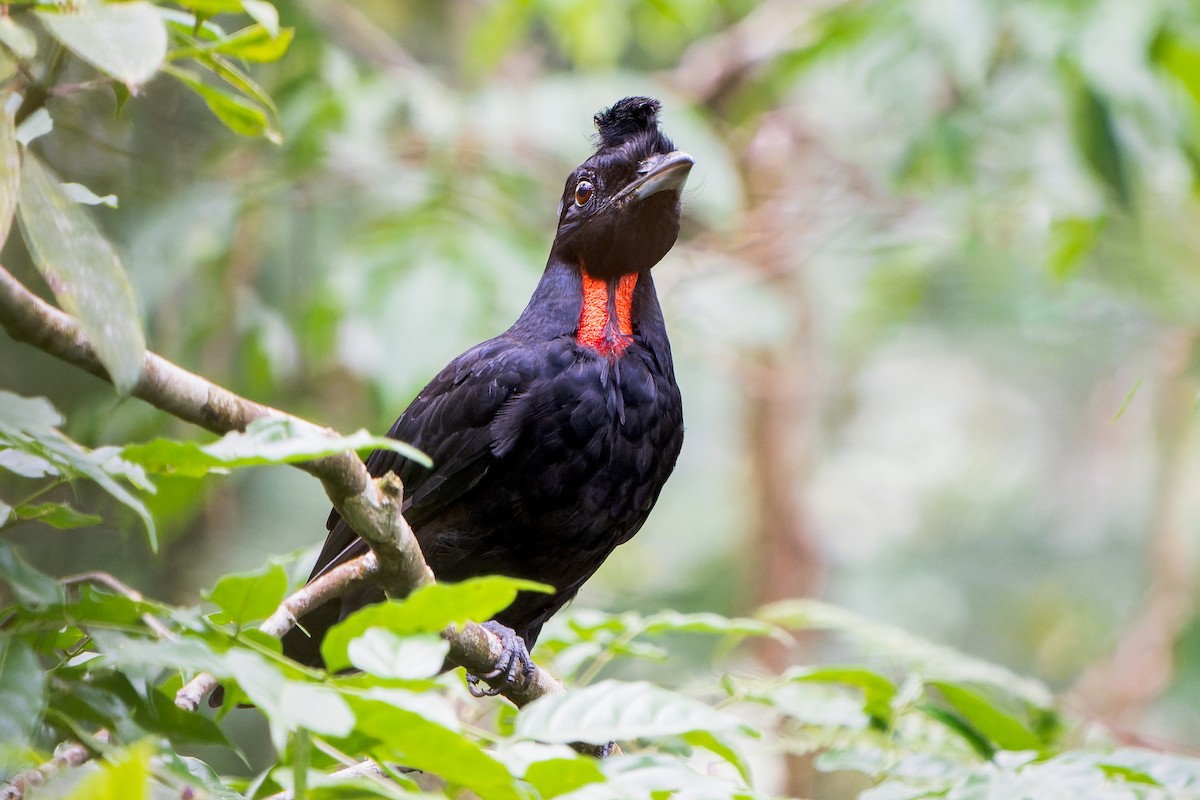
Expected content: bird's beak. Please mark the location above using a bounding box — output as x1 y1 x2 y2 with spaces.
616 151 694 204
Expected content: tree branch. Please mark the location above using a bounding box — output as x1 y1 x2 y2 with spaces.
0 263 562 708
0 730 114 800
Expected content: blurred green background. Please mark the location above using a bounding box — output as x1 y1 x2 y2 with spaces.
3 0 1200 768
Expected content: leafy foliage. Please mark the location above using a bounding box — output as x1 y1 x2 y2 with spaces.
3 1 1200 798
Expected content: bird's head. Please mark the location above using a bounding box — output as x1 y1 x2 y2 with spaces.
551 97 693 280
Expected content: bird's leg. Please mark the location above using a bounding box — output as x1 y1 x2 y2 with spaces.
465 620 536 697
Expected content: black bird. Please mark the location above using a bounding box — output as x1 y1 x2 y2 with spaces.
282 97 691 689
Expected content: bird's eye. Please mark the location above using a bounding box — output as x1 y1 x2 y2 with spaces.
574 180 594 206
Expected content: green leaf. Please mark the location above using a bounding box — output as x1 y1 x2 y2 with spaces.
930 681 1043 752
36 2 167 85
321 576 551 671
0 541 64 604
18 152 146 395
160 9 227 41
1152 30 1200 109
789 665 898 726
682 729 754 785
65 739 153 800
0 108 18 252
759 599 1054 707
0 636 45 748
346 630 449 679
12 501 102 529
349 691 521 800
204 562 288 626
0 393 155 545
169 0 247 14
1047 217 1101 280
178 24 293 62
190 51 282 136
641 610 780 639
514 680 751 745
156 753 244 800
121 416 431 476
1062 62 1132 210
1097 763 1160 786
523 756 606 799
164 63 271 139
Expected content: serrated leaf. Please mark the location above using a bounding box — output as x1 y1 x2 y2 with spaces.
0 108 17 251
515 680 750 745
121 417 430 476
18 152 146 395
204 562 288 626
0 636 45 747
346 630 449 679
13 501 102 529
36 2 167 85
0 541 64 604
321 576 551 671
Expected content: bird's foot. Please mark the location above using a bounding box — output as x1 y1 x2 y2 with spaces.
465 620 535 697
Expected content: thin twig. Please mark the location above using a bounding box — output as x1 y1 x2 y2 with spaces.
62 571 174 640
0 729 114 800
175 552 380 710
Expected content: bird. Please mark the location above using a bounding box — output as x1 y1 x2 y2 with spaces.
281 96 692 692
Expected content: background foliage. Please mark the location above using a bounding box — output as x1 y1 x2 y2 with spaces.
3 0 1200 797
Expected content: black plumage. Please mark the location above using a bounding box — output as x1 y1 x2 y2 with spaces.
282 97 691 680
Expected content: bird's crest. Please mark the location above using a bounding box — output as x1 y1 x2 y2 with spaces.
593 97 662 149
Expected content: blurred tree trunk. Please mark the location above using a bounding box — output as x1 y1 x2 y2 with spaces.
1069 330 1199 728
738 111 827 800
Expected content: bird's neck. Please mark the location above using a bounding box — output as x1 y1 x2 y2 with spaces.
577 268 637 356
511 258 668 360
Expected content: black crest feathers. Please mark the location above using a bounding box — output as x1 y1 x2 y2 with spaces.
593 97 662 148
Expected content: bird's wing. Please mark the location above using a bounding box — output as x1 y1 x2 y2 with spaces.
306 335 545 582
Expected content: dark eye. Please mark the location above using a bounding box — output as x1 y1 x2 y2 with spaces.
574 180 594 206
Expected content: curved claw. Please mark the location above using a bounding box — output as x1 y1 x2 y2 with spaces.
463 620 535 696
466 672 503 697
